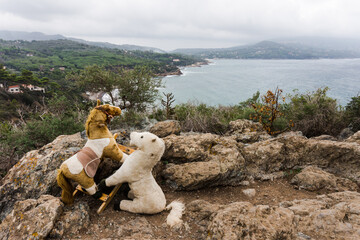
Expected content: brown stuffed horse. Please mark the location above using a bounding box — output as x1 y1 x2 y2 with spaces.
57 100 127 204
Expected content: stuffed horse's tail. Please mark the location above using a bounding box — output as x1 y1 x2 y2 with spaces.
165 200 185 228
56 167 74 205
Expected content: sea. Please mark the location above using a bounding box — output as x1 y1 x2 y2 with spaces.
161 59 360 106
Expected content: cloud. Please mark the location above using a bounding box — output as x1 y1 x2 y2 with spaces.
0 0 359 50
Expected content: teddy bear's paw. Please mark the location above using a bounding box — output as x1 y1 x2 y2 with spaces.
113 201 121 211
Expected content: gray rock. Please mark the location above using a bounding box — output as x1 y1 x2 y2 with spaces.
150 120 181 138
207 191 360 240
49 202 90 238
242 188 256 197
225 119 271 143
162 134 245 190
0 195 63 240
0 133 85 221
291 166 358 192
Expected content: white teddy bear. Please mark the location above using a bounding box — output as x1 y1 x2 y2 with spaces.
98 131 184 227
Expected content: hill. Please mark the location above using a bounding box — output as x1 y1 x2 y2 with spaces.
0 30 166 53
0 38 203 77
173 40 360 59
0 30 66 41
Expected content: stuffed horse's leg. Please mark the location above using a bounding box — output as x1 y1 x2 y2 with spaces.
62 165 97 195
103 135 128 163
57 165 75 205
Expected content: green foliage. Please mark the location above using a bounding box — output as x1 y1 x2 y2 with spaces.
0 39 203 77
116 66 162 111
173 102 247 134
161 92 175 120
71 65 161 111
286 87 346 137
345 95 360 131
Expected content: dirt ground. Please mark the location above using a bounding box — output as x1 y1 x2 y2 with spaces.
59 177 325 240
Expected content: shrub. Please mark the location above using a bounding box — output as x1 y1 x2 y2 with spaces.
173 102 247 134
250 88 289 135
345 95 360 131
286 87 346 137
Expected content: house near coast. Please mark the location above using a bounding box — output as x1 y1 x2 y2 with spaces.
7 84 45 93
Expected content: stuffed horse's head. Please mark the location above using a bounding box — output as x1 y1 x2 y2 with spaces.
85 100 122 139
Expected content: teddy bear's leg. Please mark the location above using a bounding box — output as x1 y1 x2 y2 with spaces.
120 199 145 214
127 189 135 199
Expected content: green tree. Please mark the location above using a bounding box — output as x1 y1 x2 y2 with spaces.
116 66 162 111
0 64 15 88
71 65 161 111
69 65 119 105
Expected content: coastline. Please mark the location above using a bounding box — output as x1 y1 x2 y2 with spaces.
157 60 210 77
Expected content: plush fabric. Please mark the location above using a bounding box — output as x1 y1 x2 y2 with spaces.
104 132 167 214
56 100 126 205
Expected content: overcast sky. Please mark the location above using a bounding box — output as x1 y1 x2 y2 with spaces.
0 0 359 51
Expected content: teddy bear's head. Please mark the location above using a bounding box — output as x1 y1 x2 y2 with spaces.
130 132 165 157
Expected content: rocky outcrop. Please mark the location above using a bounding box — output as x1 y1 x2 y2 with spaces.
346 130 360 145
291 166 358 192
160 128 359 190
242 134 360 183
49 202 90 238
162 134 245 190
0 133 85 221
0 195 63 240
150 120 181 138
225 119 271 143
186 191 360 240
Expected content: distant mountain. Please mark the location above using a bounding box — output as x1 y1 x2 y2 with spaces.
173 39 360 59
67 37 166 53
0 30 166 53
0 30 66 41
272 36 360 53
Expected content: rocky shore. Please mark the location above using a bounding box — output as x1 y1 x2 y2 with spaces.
0 119 359 239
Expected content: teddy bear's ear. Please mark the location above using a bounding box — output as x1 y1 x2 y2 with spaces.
96 99 101 106
152 138 156 142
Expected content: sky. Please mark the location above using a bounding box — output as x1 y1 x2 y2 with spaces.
0 0 360 51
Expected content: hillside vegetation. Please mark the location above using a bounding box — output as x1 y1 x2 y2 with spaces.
0 39 202 77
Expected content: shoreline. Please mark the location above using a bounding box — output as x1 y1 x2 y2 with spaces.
157 60 210 77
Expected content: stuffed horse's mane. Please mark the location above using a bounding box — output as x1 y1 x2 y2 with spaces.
85 100 111 138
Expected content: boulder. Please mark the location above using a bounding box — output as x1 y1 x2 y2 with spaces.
286 191 360 240
0 195 63 240
225 119 271 143
49 202 90 239
0 133 85 221
291 166 358 192
242 134 360 183
208 202 296 240
162 134 245 190
206 191 360 240
346 130 360 145
149 120 181 138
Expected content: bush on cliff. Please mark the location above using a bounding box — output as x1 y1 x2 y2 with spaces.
345 95 360 131
286 87 346 137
